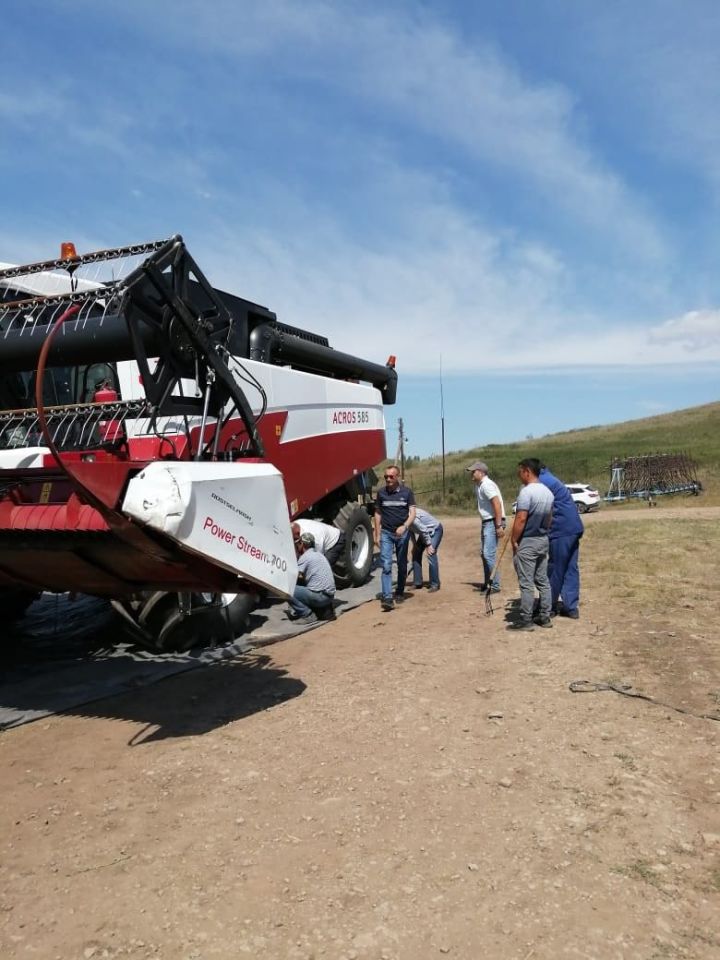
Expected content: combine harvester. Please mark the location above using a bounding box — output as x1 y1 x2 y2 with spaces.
0 236 396 650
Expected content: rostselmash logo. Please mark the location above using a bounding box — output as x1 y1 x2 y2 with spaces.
210 490 253 524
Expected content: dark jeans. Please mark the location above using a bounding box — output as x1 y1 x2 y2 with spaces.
324 532 346 568
412 524 443 587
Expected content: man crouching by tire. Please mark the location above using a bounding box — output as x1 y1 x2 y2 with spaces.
294 518 346 568
286 531 337 625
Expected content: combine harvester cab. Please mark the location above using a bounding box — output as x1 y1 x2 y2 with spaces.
0 236 397 650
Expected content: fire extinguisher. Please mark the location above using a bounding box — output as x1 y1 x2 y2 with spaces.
94 381 124 444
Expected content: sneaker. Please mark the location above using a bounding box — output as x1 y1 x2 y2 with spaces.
408 583 423 590
506 621 535 632
296 613 318 625
560 609 579 620
393 593 406 603
533 617 553 628
286 609 302 621
489 585 501 594
428 584 440 592
381 598 395 612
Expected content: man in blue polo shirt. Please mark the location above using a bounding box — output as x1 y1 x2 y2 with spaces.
373 465 416 612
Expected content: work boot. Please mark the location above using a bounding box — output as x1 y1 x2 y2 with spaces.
381 598 394 612
506 621 535 632
533 616 553 628
393 592 406 603
560 609 579 619
296 613 318 625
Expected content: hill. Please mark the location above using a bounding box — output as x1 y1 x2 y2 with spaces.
398 401 720 512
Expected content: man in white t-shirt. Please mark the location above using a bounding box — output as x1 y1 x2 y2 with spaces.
293 519 346 567
466 460 506 593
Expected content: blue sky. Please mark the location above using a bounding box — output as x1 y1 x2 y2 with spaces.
2 0 719 456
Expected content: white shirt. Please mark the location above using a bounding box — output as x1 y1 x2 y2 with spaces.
296 518 341 555
475 476 505 522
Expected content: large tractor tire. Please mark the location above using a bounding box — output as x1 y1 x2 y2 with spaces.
3 588 41 624
330 502 374 588
128 591 258 654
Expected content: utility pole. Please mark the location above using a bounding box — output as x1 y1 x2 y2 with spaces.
396 417 406 477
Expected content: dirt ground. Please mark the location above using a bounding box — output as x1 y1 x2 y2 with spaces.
2 511 719 960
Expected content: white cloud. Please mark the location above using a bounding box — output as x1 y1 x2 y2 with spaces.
93 0 667 261
197 185 718 373
648 310 720 352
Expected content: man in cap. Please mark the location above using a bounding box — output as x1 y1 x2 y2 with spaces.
467 460 505 593
287 529 337 624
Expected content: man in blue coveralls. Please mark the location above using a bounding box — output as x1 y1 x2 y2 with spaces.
539 463 584 619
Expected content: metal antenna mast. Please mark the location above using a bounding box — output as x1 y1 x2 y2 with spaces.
440 354 446 499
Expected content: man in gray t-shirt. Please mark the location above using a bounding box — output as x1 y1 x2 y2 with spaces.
287 532 337 624
509 458 554 630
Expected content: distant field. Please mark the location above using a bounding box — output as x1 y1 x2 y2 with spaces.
387 400 720 513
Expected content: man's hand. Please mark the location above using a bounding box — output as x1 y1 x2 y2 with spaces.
395 524 408 536
496 525 505 538
427 545 436 556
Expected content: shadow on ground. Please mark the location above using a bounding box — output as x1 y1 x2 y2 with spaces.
1 594 307 734
88 653 307 746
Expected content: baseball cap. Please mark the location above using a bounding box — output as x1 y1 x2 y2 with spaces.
299 532 315 547
466 460 488 473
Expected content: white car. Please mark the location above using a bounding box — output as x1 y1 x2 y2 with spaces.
566 483 601 514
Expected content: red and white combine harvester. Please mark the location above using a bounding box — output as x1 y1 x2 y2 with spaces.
0 236 397 650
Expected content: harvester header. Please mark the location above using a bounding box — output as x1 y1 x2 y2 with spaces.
0 236 396 649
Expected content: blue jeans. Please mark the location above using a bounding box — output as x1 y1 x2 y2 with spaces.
289 585 334 617
412 524 444 587
380 529 410 600
481 520 501 589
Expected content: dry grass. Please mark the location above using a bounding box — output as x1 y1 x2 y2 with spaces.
581 517 720 612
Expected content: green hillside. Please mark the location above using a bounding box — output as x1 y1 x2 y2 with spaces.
397 401 720 512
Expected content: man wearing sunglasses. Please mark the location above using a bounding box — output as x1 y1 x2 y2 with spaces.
373 465 416 612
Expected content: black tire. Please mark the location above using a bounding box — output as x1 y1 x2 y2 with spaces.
329 503 374 587
577 502 588 514
142 592 257 653
3 588 41 624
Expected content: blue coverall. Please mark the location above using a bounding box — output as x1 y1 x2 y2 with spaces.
538 467 584 615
